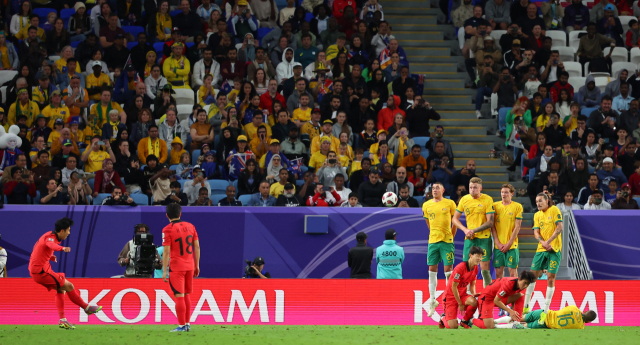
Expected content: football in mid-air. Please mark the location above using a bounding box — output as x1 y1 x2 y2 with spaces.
382 192 398 207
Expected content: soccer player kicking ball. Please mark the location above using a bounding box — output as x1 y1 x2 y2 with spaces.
523 192 563 314
422 182 458 317
453 177 495 288
473 271 537 329
438 246 483 329
29 217 102 329
497 305 596 329
162 204 201 332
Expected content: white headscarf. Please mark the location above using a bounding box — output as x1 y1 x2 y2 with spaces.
266 154 283 183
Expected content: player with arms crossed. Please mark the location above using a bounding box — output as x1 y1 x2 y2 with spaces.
452 177 495 288
162 203 201 332
524 192 563 314
474 271 537 329
491 184 522 279
29 217 102 329
439 246 483 329
422 182 458 317
498 305 597 329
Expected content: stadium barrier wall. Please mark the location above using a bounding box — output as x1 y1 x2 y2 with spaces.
572 210 640 280
0 278 634 326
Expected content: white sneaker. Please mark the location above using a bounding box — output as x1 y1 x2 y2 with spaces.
476 110 482 119
427 300 439 317
492 110 498 117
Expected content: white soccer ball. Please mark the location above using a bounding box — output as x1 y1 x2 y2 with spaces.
382 192 398 207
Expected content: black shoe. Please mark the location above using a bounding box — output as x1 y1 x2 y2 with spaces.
506 166 516 172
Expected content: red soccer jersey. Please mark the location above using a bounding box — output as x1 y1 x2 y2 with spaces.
28 231 64 274
444 261 479 300
162 220 199 272
482 277 523 300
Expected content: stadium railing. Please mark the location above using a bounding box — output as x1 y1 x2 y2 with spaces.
565 210 594 280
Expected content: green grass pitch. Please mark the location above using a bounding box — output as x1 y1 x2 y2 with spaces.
0 325 638 344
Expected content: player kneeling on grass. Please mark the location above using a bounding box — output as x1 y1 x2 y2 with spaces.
439 246 483 329
28 217 102 329
498 305 596 329
473 270 537 329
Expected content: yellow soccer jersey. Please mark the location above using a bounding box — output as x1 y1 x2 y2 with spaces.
493 201 523 250
422 198 457 244
546 306 585 329
42 105 71 129
533 205 563 252
456 194 495 239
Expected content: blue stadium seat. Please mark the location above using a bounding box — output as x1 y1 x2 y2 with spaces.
93 193 110 205
208 179 230 194
191 149 201 165
70 41 81 48
33 8 56 25
209 194 227 205
122 26 145 38
32 190 41 204
634 197 640 205
127 42 138 50
121 177 125 185
60 8 75 27
498 107 510 132
304 12 313 22
589 166 595 174
414 195 425 204
232 179 238 190
581 107 598 119
186 42 195 48
178 179 187 188
131 194 149 205
257 27 273 40
412 136 429 148
169 164 179 170
170 10 181 16
238 194 252 205
296 179 305 187
153 42 164 53
87 178 95 191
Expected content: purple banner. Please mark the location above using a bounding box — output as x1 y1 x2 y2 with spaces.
0 205 480 279
573 210 640 279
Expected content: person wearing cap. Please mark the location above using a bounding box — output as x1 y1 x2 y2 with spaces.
597 156 628 194
86 61 113 102
611 182 639 209
583 189 612 210
243 256 270 278
274 182 302 206
163 41 191 89
32 73 58 110
596 4 624 47
161 27 187 61
68 2 92 41
104 32 131 72
375 229 405 279
41 90 70 130
62 75 90 121
8 88 39 128
310 119 340 155
357 167 386 207
180 163 210 203
348 231 373 278
229 0 258 43
99 12 126 49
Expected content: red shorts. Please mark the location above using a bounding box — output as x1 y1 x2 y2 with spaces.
443 293 471 320
169 270 193 295
30 269 66 292
478 295 508 319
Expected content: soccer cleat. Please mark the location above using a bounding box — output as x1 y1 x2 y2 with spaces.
84 305 102 315
170 326 187 332
438 319 445 329
538 311 547 326
522 307 530 315
498 308 506 317
185 325 191 332
511 322 526 329
460 319 473 329
59 320 76 330
427 300 439 317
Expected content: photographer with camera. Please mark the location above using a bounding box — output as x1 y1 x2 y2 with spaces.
118 224 161 277
243 257 270 278
102 186 138 206
611 183 640 209
191 187 213 206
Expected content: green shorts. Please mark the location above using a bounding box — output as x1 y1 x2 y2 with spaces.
493 248 520 269
525 309 548 329
427 241 455 266
531 251 562 274
463 238 492 262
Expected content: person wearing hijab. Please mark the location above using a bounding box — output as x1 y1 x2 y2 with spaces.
265 153 284 184
366 68 388 102
605 69 632 98
238 33 257 63
574 75 602 108
216 127 238 170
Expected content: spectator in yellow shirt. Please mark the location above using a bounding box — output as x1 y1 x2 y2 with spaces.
8 88 39 127
89 89 126 127
292 93 311 127
244 112 272 140
41 90 70 129
15 14 46 42
310 120 340 155
86 61 113 102
54 46 82 75
197 74 216 106
81 136 116 173
309 136 331 171
32 74 58 110
163 42 191 89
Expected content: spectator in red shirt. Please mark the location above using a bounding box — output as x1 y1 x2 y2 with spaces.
629 161 640 197
377 95 404 130
93 159 126 197
220 48 246 83
332 0 357 20
260 79 287 112
3 166 37 204
307 184 344 206
549 71 574 104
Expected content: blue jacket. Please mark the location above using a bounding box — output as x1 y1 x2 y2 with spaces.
375 240 404 279
597 168 628 194
563 4 590 28
247 192 277 207
56 72 86 91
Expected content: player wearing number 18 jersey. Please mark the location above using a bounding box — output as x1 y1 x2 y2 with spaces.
162 204 201 333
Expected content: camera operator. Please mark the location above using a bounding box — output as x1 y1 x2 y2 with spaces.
0 234 7 277
117 224 162 277
102 186 138 206
243 256 271 278
612 183 640 209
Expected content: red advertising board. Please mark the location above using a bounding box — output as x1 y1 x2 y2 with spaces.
0 279 636 325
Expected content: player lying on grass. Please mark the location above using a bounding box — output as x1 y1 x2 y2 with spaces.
496 305 597 329
473 270 537 329
29 217 102 329
438 245 483 329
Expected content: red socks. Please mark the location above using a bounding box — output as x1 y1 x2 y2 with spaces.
463 305 477 321
443 318 451 328
175 297 186 326
66 289 88 310
56 293 65 319
184 294 192 324
473 318 487 329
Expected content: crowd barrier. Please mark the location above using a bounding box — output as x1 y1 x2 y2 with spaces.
0 278 634 326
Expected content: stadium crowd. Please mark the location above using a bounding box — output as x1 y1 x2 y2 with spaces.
0 0 638 211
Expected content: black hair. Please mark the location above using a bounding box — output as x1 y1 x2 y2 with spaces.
362 157 372 165
334 173 345 180
198 187 208 194
519 270 537 283
38 149 49 158
348 192 358 199
166 203 182 219
170 181 181 189
602 95 613 102
55 217 75 233
592 189 603 196
468 246 483 256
